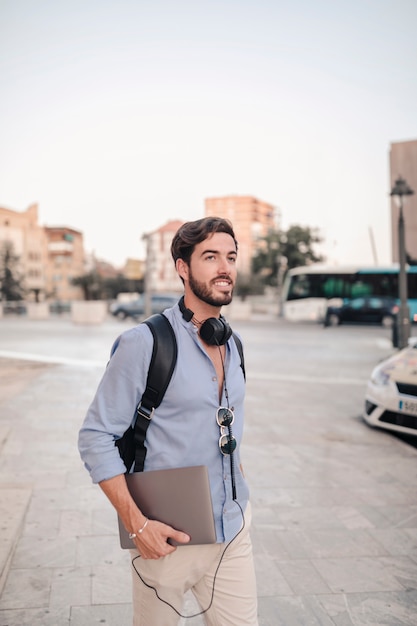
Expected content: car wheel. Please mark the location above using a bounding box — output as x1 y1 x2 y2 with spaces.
116 311 127 320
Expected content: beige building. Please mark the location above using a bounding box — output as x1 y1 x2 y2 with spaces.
204 195 278 276
0 203 47 299
390 139 417 262
123 258 145 282
0 203 87 302
44 226 85 301
144 220 184 293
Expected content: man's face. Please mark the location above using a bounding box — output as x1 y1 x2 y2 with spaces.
185 232 237 307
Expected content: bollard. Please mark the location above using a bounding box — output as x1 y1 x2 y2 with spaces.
392 315 399 348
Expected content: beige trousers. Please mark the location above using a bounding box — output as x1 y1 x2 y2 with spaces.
130 502 258 626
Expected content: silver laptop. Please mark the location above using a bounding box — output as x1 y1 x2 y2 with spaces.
118 465 216 549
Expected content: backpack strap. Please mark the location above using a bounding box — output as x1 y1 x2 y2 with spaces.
115 313 177 473
137 314 178 419
232 332 245 380
132 313 177 472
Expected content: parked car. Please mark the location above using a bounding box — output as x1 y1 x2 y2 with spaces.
1 301 27 315
364 338 417 437
109 294 179 320
324 296 398 327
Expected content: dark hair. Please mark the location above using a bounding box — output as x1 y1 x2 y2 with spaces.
171 216 238 265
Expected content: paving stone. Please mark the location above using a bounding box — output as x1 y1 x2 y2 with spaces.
0 486 32 594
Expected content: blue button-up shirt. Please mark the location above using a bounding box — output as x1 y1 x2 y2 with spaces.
78 302 250 543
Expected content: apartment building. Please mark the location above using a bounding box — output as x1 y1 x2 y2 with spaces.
0 203 87 302
204 195 278 276
0 203 47 299
144 220 184 293
390 139 417 262
44 226 85 301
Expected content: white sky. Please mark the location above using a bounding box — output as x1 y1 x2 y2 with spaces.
1 0 416 268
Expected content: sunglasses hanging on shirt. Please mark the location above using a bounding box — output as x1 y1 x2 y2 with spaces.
216 407 237 455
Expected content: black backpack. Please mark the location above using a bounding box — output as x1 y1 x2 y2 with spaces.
115 313 245 473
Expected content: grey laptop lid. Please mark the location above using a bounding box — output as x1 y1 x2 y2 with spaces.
118 465 216 549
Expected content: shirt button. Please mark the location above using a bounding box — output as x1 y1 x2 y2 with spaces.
212 376 217 381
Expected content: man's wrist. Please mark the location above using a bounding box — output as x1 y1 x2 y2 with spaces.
129 517 149 539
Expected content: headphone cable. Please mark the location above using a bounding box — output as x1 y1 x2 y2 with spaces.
131 500 245 619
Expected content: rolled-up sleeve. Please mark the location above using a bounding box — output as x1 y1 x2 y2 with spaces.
78 324 153 483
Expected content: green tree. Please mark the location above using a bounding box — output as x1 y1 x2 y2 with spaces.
71 271 144 300
252 225 324 287
71 271 104 300
0 241 26 301
102 275 144 299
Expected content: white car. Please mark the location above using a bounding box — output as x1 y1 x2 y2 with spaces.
364 338 417 437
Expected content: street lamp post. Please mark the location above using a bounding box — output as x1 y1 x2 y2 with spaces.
390 176 415 349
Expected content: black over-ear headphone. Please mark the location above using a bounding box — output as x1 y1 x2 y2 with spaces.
178 297 233 346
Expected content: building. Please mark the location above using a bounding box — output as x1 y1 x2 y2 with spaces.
0 203 87 303
144 220 184 293
204 195 278 276
0 203 47 300
44 226 85 301
390 139 417 263
123 258 145 282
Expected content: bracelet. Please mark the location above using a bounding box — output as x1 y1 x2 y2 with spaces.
128 518 149 539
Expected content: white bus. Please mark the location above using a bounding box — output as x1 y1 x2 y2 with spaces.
281 264 417 323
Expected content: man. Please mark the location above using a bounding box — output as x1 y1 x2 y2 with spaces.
78 217 258 625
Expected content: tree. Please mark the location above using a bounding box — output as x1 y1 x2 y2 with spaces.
71 271 144 300
71 271 104 300
0 241 26 301
252 225 324 287
102 275 144 299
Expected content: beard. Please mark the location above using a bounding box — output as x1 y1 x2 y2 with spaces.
188 269 234 307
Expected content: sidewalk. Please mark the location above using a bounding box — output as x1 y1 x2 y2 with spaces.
0 318 416 625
